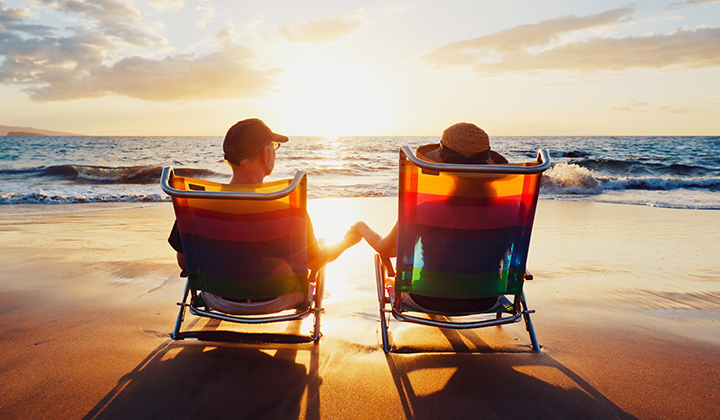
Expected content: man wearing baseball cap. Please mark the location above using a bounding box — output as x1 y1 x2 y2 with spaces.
168 118 360 314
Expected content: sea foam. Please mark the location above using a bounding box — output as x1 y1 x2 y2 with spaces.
541 163 602 195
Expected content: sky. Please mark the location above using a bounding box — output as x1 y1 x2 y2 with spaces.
0 0 718 136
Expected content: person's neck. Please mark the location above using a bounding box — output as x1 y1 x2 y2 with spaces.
230 172 264 185
229 165 267 185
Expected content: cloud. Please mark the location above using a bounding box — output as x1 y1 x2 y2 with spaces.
195 4 216 28
424 8 633 66
611 98 649 111
147 0 184 11
28 0 165 48
667 0 720 10
654 105 690 113
611 98 689 113
0 2 279 102
423 7 720 73
83 47 277 102
2 37 278 102
278 16 361 44
492 27 720 72
0 3 54 36
0 32 112 85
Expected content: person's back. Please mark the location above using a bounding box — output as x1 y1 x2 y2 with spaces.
168 118 360 314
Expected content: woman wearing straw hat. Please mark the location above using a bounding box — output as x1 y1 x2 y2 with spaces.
350 122 507 259
351 122 508 312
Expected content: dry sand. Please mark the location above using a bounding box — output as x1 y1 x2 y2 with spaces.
0 198 719 419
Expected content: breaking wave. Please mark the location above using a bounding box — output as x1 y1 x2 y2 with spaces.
541 163 720 195
571 158 719 177
0 191 170 205
541 164 603 195
0 165 218 184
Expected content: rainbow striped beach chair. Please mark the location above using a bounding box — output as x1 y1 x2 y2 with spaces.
161 168 324 342
375 147 550 352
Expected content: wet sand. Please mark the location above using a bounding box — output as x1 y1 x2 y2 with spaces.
0 198 719 419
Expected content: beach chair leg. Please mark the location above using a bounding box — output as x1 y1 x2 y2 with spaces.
375 254 392 352
311 266 325 342
380 309 390 353
520 293 540 352
172 280 190 339
312 308 322 342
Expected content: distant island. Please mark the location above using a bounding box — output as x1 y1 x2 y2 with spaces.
1 124 83 136
6 131 48 136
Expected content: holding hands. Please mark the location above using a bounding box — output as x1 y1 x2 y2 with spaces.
348 221 398 259
342 225 363 247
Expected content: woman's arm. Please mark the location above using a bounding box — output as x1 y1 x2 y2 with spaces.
352 221 398 258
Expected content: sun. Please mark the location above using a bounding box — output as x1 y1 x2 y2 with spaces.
267 52 399 136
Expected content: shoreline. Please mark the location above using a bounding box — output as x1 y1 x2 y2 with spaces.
1 198 719 418
2 193 720 214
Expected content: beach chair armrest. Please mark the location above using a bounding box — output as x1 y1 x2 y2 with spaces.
523 270 533 281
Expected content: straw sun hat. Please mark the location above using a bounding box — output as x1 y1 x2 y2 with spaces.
416 122 507 164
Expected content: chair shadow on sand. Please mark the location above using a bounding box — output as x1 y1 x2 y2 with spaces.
384 322 637 420
83 318 321 420
85 316 636 419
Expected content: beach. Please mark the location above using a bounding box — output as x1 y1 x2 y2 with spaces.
1 198 719 419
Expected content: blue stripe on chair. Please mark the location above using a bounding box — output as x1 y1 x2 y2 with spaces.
180 234 307 280
397 232 520 275
401 223 519 240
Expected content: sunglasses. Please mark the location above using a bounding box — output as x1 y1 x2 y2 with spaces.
271 141 281 150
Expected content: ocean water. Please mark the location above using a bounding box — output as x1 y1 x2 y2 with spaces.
1 135 719 209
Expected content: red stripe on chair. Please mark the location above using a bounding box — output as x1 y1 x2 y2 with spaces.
401 201 522 230
406 192 536 208
174 204 297 222
178 215 304 242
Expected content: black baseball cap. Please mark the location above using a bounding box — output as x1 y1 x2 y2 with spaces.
223 118 288 165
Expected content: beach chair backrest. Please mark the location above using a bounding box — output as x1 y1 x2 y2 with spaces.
164 169 310 302
396 147 549 300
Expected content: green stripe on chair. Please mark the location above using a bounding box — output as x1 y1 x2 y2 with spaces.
398 267 526 298
188 270 309 300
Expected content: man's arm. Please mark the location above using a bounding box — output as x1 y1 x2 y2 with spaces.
169 222 188 276
176 252 188 277
308 230 362 271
